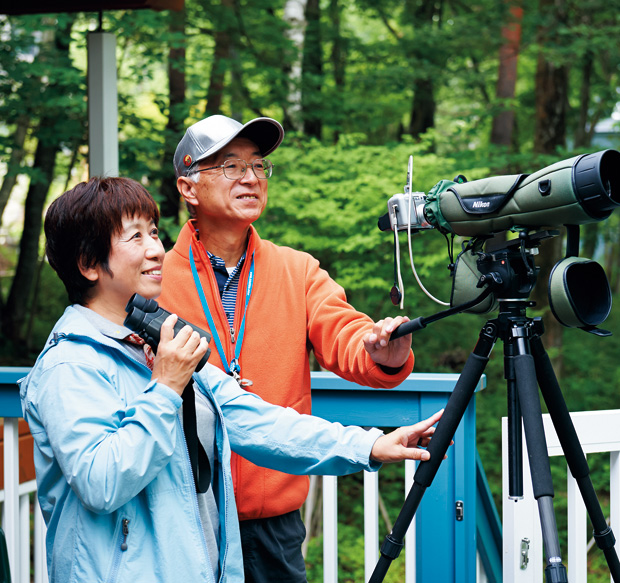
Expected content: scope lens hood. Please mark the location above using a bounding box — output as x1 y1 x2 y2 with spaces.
573 149 620 218
548 257 611 328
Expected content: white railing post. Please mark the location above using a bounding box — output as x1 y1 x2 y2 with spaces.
502 417 543 583
0 429 48 583
503 410 620 583
567 465 587 581
363 470 379 582
404 459 416 583
323 475 338 583
3 417 20 582
34 501 48 583
611 451 620 583
19 492 29 583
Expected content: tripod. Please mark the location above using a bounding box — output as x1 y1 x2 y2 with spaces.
370 238 620 583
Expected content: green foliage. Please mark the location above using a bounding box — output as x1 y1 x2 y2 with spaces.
0 261 67 365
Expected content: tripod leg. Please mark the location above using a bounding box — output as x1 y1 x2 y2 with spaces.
531 335 620 582
368 321 497 583
513 352 568 582
504 337 524 499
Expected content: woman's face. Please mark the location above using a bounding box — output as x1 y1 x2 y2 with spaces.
83 214 164 324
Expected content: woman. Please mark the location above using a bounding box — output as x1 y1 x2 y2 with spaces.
19 177 443 583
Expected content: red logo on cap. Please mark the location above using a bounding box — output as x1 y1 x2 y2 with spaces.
183 154 192 167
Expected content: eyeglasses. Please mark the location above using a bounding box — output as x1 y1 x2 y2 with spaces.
193 158 273 180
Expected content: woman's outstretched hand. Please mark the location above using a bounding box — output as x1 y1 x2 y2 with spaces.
370 409 449 463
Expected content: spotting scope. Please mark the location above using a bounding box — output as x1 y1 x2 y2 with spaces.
379 149 620 237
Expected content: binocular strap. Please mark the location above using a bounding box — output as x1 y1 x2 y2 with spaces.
182 382 212 493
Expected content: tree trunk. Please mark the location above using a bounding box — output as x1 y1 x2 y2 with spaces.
531 0 569 377
282 0 307 132
580 222 598 260
159 5 187 241
605 231 620 295
490 2 523 148
0 116 29 223
301 0 323 139
205 0 236 117
329 0 345 142
533 29 568 153
408 78 436 139
574 50 593 149
3 134 60 341
230 44 244 122
407 2 440 140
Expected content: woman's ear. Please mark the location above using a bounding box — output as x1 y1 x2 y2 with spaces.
78 258 100 283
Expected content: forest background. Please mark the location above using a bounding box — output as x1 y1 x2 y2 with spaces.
1 0 620 580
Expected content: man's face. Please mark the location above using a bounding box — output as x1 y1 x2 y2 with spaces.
184 137 269 229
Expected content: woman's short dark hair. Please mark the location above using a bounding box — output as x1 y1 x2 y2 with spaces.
44 176 160 305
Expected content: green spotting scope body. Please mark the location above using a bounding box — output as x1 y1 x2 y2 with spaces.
424 149 620 237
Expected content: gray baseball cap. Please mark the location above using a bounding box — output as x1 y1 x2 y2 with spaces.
174 114 284 178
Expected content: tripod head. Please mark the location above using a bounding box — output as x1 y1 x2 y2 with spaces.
472 230 548 300
392 227 612 339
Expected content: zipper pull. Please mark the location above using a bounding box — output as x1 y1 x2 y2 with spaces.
120 518 130 551
230 327 236 344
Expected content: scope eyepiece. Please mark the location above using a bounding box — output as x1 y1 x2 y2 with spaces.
573 149 620 218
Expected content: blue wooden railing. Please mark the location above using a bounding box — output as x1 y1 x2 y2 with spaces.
0 367 502 582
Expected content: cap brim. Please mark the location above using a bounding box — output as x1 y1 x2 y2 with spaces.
192 117 284 169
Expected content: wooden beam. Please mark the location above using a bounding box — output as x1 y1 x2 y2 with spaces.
0 0 183 15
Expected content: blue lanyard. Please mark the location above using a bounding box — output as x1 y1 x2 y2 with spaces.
189 242 254 379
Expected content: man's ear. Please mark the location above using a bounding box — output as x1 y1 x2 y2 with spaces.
78 258 100 283
177 176 199 210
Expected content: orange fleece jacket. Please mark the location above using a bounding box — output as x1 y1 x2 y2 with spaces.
159 221 414 520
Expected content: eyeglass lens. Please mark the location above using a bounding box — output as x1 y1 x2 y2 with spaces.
223 159 272 179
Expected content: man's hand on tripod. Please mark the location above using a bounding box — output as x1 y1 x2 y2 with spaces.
370 409 449 463
363 315 412 369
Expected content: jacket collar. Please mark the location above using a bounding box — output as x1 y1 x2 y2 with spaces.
179 220 260 261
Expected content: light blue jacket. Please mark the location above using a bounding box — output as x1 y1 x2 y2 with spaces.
19 306 382 583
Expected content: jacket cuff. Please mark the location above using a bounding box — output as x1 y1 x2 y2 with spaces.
364 427 385 472
149 379 184 408
370 351 414 382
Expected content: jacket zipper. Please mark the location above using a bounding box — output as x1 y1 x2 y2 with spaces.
120 518 130 551
177 416 212 576
106 518 130 583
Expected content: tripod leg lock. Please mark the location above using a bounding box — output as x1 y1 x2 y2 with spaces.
593 526 616 551
544 562 568 583
380 535 404 560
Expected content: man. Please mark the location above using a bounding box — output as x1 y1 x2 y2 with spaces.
159 115 415 582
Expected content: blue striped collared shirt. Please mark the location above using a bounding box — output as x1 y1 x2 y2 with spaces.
206 250 246 328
